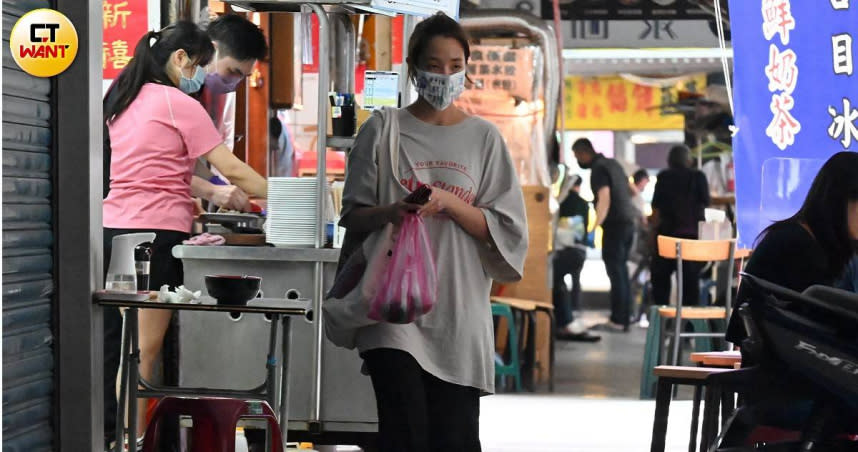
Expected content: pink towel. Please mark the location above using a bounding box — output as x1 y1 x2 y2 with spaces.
183 233 226 246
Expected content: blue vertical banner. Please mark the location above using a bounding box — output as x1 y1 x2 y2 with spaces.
729 0 857 248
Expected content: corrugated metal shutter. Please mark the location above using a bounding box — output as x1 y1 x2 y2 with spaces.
3 0 55 450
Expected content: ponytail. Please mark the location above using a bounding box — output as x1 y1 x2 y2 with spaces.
104 21 214 122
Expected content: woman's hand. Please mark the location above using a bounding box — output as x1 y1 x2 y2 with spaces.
419 186 490 242
418 186 457 218
387 199 422 225
210 185 250 211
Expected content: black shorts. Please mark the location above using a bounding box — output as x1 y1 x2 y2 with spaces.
103 228 189 290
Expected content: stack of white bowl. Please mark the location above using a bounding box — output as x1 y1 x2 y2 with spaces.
267 177 322 247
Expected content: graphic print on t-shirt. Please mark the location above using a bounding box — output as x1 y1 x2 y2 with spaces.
400 160 478 205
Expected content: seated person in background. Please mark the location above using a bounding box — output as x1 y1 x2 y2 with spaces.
269 114 296 177
649 145 710 306
629 168 652 326
727 151 858 345
629 168 650 226
553 175 600 342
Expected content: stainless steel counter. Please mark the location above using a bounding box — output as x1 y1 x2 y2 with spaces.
173 245 341 263
172 245 379 438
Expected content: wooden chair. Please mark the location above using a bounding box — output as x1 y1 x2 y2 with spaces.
490 296 555 392
656 236 736 367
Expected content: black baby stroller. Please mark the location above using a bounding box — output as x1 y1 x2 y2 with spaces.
707 274 858 452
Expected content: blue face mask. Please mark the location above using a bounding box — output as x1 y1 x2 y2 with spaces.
179 65 206 94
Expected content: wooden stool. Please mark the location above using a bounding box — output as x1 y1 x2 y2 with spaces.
650 366 733 452
491 297 555 392
640 306 723 399
690 351 742 368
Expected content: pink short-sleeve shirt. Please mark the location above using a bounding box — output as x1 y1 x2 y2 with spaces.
103 83 224 233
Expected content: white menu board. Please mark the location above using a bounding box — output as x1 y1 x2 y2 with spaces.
363 71 400 110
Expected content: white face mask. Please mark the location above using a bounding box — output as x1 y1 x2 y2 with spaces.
414 69 466 111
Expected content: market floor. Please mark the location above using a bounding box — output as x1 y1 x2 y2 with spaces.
479 309 696 451
322 310 698 451
480 395 695 452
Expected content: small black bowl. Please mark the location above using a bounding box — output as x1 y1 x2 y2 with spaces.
205 275 262 306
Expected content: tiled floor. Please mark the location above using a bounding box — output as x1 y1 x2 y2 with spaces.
481 395 695 452
318 307 701 451
479 308 701 451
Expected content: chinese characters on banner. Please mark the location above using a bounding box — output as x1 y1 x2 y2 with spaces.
103 0 148 80
467 45 536 101
729 0 856 248
561 74 706 130
828 3 856 148
762 0 800 150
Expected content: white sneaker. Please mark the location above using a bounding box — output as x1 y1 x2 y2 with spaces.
638 313 650 329
565 319 588 335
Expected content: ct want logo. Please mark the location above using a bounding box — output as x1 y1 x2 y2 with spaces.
9 9 78 77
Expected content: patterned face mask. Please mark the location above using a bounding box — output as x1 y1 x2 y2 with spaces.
414 68 466 111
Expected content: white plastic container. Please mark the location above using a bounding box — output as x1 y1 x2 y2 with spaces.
235 428 249 452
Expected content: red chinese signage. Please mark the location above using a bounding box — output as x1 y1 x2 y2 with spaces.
391 15 403 65
103 0 148 80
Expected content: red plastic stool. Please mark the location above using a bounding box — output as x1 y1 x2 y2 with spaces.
141 397 283 452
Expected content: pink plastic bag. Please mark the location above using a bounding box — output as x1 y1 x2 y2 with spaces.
368 214 437 324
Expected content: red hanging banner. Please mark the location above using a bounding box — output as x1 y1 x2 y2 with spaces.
391 15 403 65
103 0 148 80
302 14 320 73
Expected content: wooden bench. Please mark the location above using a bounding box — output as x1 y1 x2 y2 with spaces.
490 296 555 392
650 365 734 452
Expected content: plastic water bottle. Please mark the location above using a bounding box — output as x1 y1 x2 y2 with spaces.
235 428 249 452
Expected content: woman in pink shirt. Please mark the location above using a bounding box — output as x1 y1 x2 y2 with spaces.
103 21 267 443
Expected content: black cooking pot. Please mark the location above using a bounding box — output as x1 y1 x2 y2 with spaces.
205 275 262 306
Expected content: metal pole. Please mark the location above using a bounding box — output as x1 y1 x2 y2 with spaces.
331 14 356 94
115 313 131 452
399 15 415 106
279 317 292 443
725 241 736 351
672 242 683 366
265 312 280 408
308 2 329 429
127 309 140 448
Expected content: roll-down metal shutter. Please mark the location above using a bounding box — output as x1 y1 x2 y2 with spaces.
2 0 56 450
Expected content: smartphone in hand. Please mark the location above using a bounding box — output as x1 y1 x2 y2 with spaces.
404 184 432 205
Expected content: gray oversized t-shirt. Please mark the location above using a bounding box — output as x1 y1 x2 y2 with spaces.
340 108 528 394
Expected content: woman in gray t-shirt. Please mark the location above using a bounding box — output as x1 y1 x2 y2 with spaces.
338 12 528 452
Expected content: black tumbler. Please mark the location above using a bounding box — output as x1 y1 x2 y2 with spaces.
134 243 152 291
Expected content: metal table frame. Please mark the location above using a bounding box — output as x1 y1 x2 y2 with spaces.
97 298 307 452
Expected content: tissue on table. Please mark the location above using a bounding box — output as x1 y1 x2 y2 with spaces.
704 208 727 223
698 209 733 241
157 285 202 304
